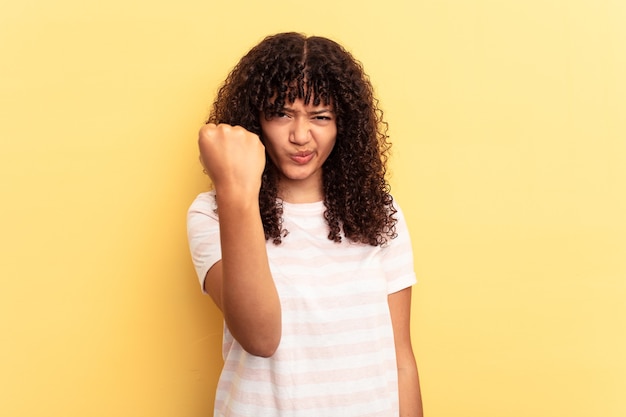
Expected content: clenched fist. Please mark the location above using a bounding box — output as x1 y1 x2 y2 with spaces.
198 124 266 198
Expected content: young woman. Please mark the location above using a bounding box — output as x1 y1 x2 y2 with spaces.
187 32 423 417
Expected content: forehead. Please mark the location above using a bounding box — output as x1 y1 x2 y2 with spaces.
281 98 333 112
268 84 332 108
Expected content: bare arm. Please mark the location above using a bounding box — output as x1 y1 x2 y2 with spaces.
199 124 281 357
389 287 423 417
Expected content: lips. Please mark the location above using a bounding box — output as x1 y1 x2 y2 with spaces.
290 151 314 165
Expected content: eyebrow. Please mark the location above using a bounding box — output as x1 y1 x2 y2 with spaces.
282 106 333 115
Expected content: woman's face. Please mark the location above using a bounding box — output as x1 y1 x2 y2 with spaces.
260 98 337 202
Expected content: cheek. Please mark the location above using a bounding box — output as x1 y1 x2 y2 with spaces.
260 127 278 152
327 138 337 155
263 141 280 165
326 130 338 153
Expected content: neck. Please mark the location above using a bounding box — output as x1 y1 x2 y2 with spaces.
279 179 324 204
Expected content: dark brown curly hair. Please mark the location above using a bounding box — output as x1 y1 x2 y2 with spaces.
207 32 397 246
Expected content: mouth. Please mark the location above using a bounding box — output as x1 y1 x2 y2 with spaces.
290 151 314 165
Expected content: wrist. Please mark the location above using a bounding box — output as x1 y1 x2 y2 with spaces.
215 188 260 213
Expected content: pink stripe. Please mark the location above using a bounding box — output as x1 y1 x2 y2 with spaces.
222 360 396 387
282 314 390 337
223 340 395 371
216 381 395 413
280 295 384 314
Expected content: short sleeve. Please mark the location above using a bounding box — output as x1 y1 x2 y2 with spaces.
187 191 221 293
381 201 418 294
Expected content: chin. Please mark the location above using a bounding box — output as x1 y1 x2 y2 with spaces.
282 168 313 180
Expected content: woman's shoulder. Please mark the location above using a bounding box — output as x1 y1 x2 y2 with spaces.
188 190 217 216
389 196 412 235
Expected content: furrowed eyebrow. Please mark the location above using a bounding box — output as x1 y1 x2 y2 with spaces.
282 106 333 115
309 109 333 115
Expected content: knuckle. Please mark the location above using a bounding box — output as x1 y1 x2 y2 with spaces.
199 124 214 138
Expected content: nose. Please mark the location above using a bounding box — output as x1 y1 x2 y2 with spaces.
289 117 310 145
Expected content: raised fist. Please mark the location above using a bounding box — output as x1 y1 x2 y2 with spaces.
198 124 266 197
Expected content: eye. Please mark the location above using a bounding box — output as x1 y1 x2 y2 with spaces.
312 114 334 124
270 111 291 119
264 111 290 122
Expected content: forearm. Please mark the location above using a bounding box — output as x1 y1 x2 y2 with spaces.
398 362 423 417
389 288 423 417
216 191 282 357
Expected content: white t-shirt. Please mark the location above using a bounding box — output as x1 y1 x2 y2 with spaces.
187 191 417 417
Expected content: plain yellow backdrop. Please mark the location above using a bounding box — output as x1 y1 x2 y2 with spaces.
1 1 624 416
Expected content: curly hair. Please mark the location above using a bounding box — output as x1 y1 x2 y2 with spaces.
207 32 397 246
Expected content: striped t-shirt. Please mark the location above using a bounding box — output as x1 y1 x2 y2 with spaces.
187 191 417 417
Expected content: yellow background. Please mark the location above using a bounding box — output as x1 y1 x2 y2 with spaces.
1 0 624 416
